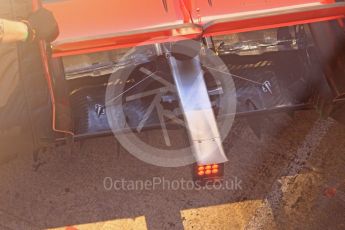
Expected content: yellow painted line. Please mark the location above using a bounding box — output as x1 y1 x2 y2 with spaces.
47 200 270 230
47 216 147 230
181 200 262 230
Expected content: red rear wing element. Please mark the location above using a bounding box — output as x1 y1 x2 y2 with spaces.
43 0 345 57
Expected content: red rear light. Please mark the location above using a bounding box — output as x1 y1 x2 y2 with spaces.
193 163 224 183
198 171 205 176
205 169 212 175
212 164 219 169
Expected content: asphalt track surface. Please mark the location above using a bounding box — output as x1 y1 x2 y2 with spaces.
0 110 344 229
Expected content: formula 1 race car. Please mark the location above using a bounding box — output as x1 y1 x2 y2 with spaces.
2 0 345 182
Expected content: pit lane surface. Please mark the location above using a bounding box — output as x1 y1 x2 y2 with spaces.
0 111 344 229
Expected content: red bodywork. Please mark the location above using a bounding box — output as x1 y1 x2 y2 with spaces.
43 0 345 57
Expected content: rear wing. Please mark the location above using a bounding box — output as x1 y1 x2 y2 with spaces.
44 0 345 57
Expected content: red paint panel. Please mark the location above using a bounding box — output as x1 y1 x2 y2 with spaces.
44 0 184 41
44 0 183 40
51 25 202 57
203 3 345 36
44 0 345 57
190 0 320 23
44 0 202 57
